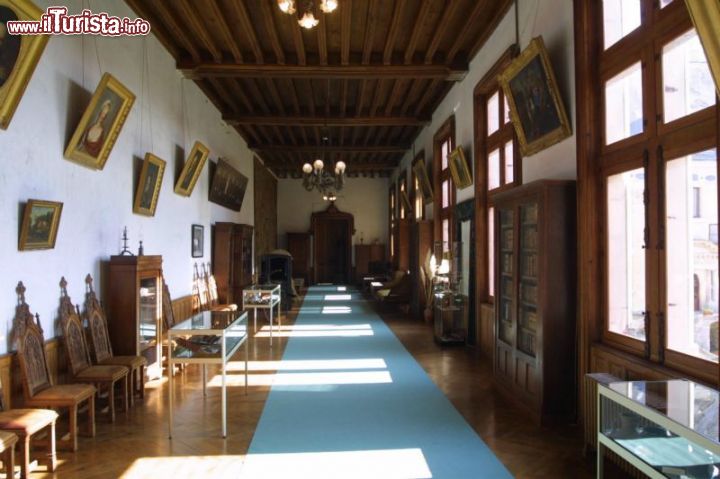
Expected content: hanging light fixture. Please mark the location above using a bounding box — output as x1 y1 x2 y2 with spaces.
278 0 337 30
298 10 319 29
319 0 338 13
277 0 296 14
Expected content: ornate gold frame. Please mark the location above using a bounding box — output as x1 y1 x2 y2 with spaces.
448 146 473 189
64 72 135 170
412 157 434 205
133 153 166 217
19 199 63 250
174 141 210 196
686 0 720 96
498 36 571 157
0 0 49 129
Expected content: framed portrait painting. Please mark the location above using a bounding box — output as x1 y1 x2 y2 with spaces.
133 153 166 217
412 158 434 205
65 72 135 170
209 158 248 212
448 146 473 189
191 224 203 258
19 199 63 250
175 141 210 196
0 0 48 129
498 37 571 157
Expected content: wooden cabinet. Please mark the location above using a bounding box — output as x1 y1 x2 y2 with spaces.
395 218 411 271
493 180 576 424
354 244 385 284
287 232 312 284
410 220 433 319
212 223 253 305
105 255 163 379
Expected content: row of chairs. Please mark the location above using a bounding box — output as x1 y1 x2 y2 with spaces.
191 263 237 313
3 276 146 478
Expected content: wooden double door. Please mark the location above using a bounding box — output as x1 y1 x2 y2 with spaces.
311 204 354 285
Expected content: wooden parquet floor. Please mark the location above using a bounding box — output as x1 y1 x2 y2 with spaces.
30 294 594 479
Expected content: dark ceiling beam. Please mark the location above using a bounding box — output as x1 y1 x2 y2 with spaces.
206 0 243 63
249 144 410 154
224 115 429 127
259 0 285 64
404 0 432 64
383 0 407 65
340 0 352 65
176 0 222 62
425 0 460 64
231 0 264 64
179 63 468 81
125 0 180 59
143 0 199 61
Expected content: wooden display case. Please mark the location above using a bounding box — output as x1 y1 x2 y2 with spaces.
105 255 163 379
212 223 253 305
354 243 386 284
493 180 576 424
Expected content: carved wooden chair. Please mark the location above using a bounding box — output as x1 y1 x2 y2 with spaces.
0 431 17 478
192 264 210 312
58 278 129 423
0 374 57 478
14 282 95 452
203 263 237 312
83 274 146 405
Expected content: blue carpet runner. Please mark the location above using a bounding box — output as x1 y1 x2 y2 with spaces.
241 286 512 478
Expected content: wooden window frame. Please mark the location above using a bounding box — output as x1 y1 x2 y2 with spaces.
474 46 521 305
411 151 426 221
389 181 397 263
434 116 457 251
398 170 408 220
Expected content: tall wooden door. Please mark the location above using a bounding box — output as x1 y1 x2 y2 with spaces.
311 204 354 285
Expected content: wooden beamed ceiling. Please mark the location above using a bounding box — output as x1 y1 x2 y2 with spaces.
126 0 512 178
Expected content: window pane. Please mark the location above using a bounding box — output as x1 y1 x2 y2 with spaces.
442 180 450 208
607 168 646 341
442 140 450 170
659 0 673 7
442 219 450 252
503 95 511 124
666 149 718 363
504 141 514 185
488 148 500 190
489 206 495 297
487 91 500 135
414 178 422 219
605 62 644 144
663 29 715 123
603 0 641 49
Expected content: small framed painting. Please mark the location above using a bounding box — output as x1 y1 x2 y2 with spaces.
19 199 63 250
448 146 473 189
412 158 434 205
0 0 49 129
175 141 210 196
191 224 204 258
133 153 166 217
498 36 571 157
64 72 135 170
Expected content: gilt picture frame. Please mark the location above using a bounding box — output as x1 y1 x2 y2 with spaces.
209 158 248 212
175 141 210 196
412 157 434 205
64 72 135 170
19 199 63 251
448 146 473 189
498 36 571 157
133 153 166 217
0 0 49 129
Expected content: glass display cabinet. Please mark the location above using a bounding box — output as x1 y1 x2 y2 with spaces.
167 309 248 439
242 284 282 344
597 380 720 478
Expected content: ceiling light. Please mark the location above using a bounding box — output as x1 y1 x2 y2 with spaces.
319 0 338 13
298 11 319 29
277 0 296 14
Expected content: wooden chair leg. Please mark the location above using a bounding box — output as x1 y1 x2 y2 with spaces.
139 365 145 399
122 375 129 412
108 382 116 423
46 422 56 472
69 404 78 452
127 371 134 408
4 441 15 479
87 396 96 438
19 435 29 479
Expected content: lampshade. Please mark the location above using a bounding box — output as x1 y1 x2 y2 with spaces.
298 11 319 29
319 0 338 13
313 159 324 170
302 163 313 174
277 0 296 14
335 160 346 173
438 259 450 275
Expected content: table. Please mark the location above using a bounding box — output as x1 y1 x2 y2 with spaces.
242 284 282 345
167 309 248 439
597 380 720 478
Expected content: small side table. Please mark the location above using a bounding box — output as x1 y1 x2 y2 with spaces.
242 284 282 345
433 293 468 345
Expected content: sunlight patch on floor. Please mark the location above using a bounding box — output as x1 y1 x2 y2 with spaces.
324 294 352 301
259 324 371 331
240 448 432 479
322 306 352 314
120 455 245 479
224 358 387 372
207 370 392 388
255 329 373 338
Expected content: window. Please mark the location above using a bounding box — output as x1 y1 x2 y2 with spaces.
603 0 642 49
434 117 456 254
474 48 520 304
605 62 644 145
389 183 396 259
411 152 425 221
399 173 408 220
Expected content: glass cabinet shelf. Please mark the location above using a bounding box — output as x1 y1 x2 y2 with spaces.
598 380 720 479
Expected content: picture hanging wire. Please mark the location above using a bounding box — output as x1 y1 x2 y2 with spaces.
140 36 154 153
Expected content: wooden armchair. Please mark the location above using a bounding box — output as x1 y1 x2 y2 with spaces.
84 274 146 405
13 282 95 453
204 263 237 312
0 375 57 478
58 278 129 423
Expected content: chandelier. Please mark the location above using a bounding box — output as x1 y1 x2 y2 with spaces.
302 157 346 194
277 0 338 30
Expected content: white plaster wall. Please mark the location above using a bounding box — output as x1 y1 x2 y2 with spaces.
0 0 253 351
393 0 576 214
277 178 389 265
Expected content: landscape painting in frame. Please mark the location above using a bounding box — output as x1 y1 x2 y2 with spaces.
133 153 166 217
19 199 63 250
65 72 135 170
448 146 473 189
175 141 210 196
0 0 49 129
498 36 571 157
413 158 434 205
209 158 248 212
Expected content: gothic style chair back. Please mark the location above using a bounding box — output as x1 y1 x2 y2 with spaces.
162 279 177 330
14 282 54 400
84 274 113 364
205 263 220 307
193 263 210 311
59 278 94 377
